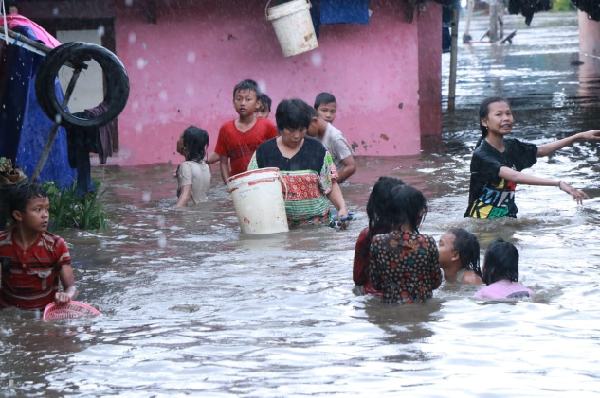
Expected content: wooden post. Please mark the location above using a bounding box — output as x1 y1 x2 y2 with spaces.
463 0 474 43
489 0 499 42
448 2 459 112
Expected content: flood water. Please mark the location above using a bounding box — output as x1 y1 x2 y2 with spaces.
2 11 600 397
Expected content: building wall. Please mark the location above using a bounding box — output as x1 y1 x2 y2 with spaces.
113 0 442 165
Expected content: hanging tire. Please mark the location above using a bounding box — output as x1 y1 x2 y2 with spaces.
35 42 130 129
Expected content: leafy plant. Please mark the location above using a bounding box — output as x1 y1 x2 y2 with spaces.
553 0 573 11
43 182 108 231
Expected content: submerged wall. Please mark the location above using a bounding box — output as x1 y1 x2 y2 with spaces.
113 0 443 165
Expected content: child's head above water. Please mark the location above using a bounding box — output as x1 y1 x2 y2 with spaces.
366 177 405 233
478 96 512 145
8 183 50 233
257 94 272 118
482 238 519 285
314 92 337 123
386 184 427 232
178 126 209 162
439 228 482 276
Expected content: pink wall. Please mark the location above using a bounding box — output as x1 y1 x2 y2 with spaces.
113 0 442 165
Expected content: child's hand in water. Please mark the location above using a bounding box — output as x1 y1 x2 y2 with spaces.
55 292 72 305
559 181 589 204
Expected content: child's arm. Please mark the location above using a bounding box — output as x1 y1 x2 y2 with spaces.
499 166 589 204
56 264 77 304
326 181 348 218
175 185 192 207
336 155 356 183
537 130 600 157
206 153 220 164
219 155 230 183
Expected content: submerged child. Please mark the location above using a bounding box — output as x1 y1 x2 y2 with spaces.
0 183 77 310
257 93 272 119
466 96 600 219
175 126 210 207
474 239 533 300
214 79 278 182
370 184 442 304
353 176 404 295
438 228 482 285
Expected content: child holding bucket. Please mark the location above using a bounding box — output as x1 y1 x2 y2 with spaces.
175 126 211 207
0 183 77 310
247 98 348 226
213 79 278 182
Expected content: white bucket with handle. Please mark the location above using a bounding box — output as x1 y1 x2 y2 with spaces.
227 167 289 234
266 0 318 57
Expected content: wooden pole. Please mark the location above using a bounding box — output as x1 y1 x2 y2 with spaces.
489 0 499 42
448 2 459 112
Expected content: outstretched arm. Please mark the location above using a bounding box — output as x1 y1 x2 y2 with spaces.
499 166 589 204
537 130 600 157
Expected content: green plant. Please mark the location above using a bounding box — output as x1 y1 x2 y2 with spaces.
553 0 573 11
43 182 108 230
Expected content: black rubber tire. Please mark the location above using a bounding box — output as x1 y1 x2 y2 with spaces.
35 42 130 129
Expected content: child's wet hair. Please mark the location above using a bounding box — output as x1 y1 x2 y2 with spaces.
8 183 48 217
448 228 482 276
387 184 427 232
314 92 336 109
233 79 261 98
366 176 405 232
482 238 519 285
275 98 312 132
182 126 209 162
476 96 510 147
258 94 272 112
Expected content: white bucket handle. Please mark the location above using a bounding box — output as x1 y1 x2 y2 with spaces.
265 0 312 20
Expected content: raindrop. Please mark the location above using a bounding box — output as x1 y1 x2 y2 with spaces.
186 86 195 97
125 0 134 6
52 7 59 16
311 52 322 67
257 80 267 94
136 58 148 70
157 234 167 248
54 114 62 124
128 32 137 44
142 191 151 202
97 26 105 37
135 122 143 133
187 51 196 64
156 215 166 228
159 90 168 101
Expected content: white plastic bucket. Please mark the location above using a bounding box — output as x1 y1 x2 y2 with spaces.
227 167 289 234
266 0 318 57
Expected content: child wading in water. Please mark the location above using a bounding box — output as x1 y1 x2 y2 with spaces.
175 126 210 207
353 176 404 295
465 96 600 219
475 239 533 300
0 183 77 310
438 228 482 285
213 79 277 182
370 184 442 303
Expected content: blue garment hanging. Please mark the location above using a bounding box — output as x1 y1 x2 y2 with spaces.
0 25 75 188
320 0 370 25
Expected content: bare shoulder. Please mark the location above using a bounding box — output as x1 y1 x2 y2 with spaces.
462 271 483 285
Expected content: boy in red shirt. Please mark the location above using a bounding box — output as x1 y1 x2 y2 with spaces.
214 79 278 182
0 183 77 310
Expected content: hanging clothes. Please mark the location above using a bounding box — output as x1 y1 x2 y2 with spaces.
508 0 552 26
319 0 370 25
0 15 75 188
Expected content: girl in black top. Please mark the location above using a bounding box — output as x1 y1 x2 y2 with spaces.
465 97 600 219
